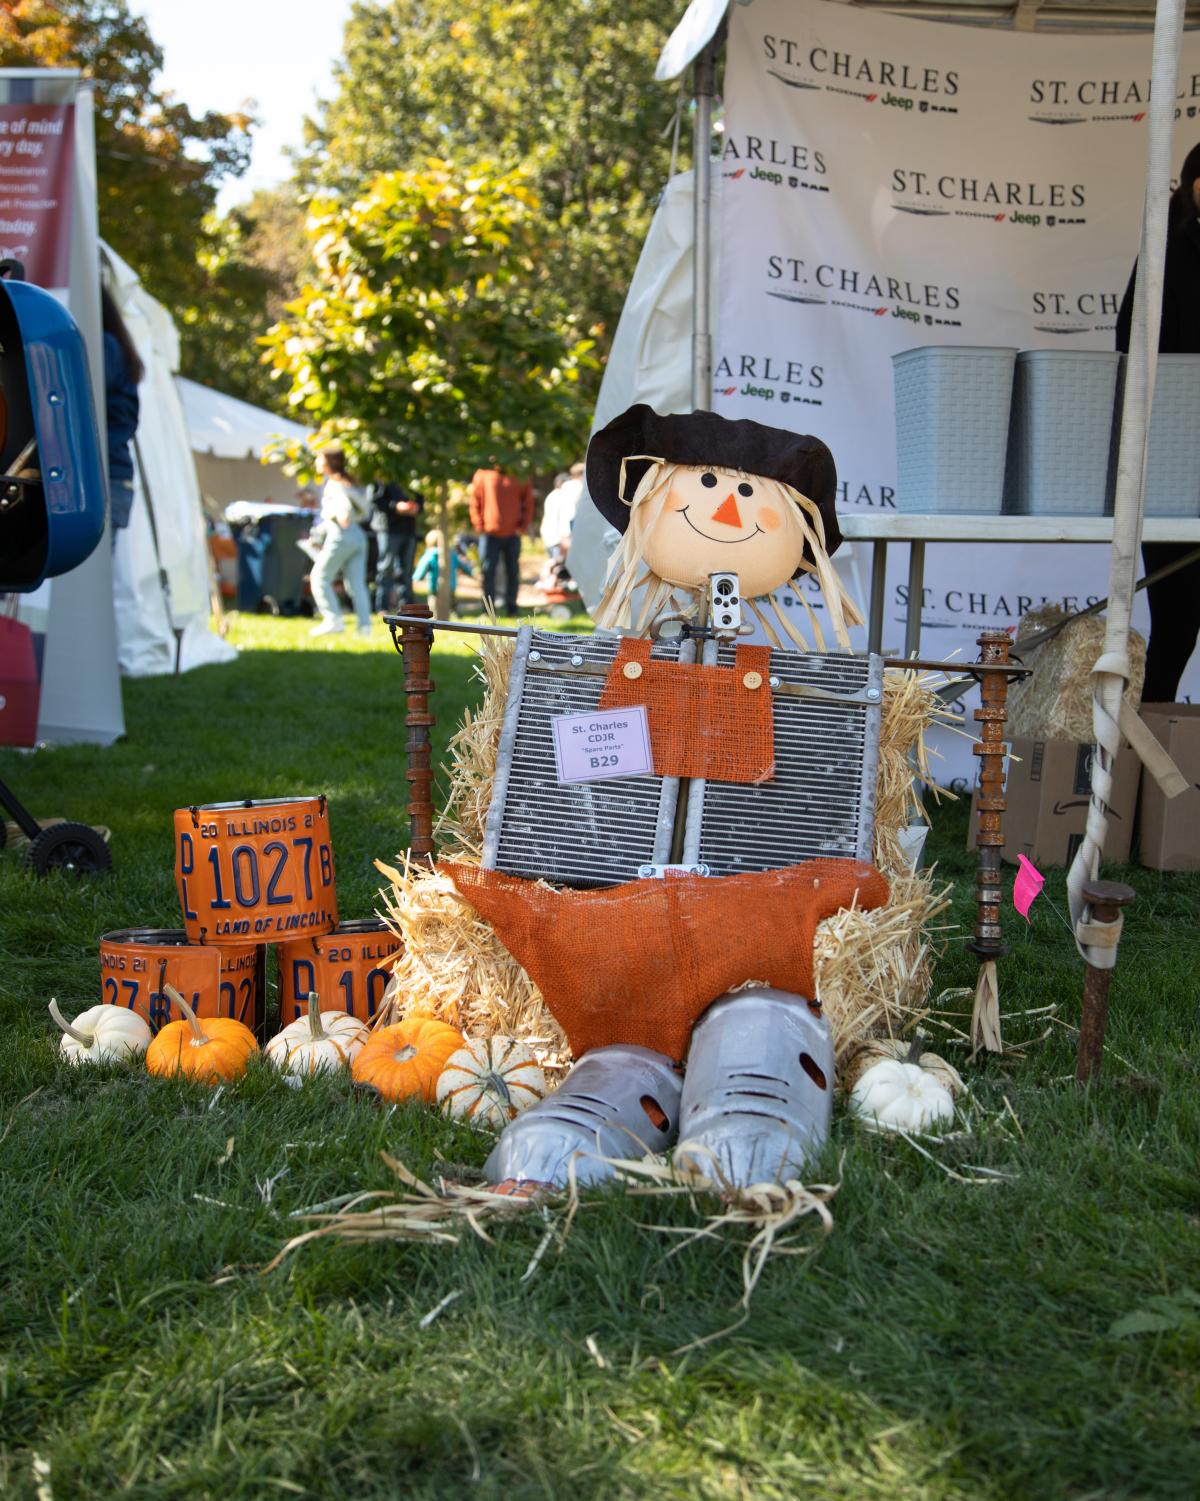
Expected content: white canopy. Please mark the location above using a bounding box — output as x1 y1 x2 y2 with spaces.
103 244 237 676
178 377 309 461
658 0 1200 81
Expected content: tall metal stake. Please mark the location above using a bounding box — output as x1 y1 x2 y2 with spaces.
392 602 436 865
1075 880 1136 1082
969 629 1012 1054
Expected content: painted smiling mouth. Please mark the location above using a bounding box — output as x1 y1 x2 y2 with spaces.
678 507 764 545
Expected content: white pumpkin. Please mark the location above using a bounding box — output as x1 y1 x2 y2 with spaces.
49 998 151 1065
843 1037 964 1098
436 1036 547 1129
850 1058 956 1132
265 991 369 1077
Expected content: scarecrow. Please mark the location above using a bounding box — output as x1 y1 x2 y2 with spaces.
433 404 891 1192
589 403 862 649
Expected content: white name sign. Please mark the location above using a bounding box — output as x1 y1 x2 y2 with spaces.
552 705 654 784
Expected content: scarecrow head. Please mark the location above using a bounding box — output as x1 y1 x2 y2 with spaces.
587 404 861 649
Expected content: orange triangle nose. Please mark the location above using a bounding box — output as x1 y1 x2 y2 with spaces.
711 493 742 528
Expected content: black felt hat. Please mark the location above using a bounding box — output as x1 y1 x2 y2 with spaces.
585 403 841 558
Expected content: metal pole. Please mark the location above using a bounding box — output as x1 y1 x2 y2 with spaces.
1075 880 1137 1082
904 541 925 658
868 540 887 655
391 602 436 865
383 613 1031 685
968 629 1012 1053
1067 0 1185 939
691 34 719 408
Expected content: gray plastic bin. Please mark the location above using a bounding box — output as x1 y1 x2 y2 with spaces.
893 346 1017 513
1005 350 1119 516
1112 354 1200 517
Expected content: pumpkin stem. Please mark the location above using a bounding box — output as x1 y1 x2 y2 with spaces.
48 998 94 1048
906 1032 926 1065
484 1070 513 1109
306 991 327 1041
163 984 208 1046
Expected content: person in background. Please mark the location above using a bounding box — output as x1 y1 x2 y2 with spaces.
369 479 424 613
469 462 534 614
1116 141 1200 702
453 531 477 569
538 461 584 589
101 285 143 541
309 446 373 638
413 527 473 600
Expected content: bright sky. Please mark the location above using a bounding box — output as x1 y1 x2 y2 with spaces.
132 0 356 210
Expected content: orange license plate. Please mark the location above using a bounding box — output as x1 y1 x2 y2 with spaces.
174 796 337 946
99 928 260 1032
278 919 402 1026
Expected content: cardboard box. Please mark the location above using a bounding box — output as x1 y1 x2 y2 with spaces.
1137 704 1200 872
968 736 1140 868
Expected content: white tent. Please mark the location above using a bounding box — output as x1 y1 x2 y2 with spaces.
178 377 311 516
608 0 1194 1042
103 244 237 676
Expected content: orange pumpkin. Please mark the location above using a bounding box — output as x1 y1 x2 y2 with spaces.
145 984 258 1084
351 1017 466 1103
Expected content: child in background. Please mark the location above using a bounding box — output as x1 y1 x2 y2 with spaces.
413 527 474 599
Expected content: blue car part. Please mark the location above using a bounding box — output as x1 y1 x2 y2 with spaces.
0 278 106 591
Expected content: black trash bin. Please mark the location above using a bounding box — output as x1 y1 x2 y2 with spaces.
230 506 316 615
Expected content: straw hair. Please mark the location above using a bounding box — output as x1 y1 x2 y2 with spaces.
594 461 863 650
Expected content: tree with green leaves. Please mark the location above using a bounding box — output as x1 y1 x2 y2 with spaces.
264 158 597 614
0 0 290 410
301 0 679 386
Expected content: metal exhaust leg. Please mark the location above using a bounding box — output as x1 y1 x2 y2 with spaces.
675 988 834 1188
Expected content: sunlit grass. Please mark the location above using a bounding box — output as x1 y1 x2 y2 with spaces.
1 616 1197 1499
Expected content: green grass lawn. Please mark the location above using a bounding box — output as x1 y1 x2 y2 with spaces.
1 615 1198 1500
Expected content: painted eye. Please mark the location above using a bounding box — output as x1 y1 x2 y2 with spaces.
737 482 754 497
700 472 718 488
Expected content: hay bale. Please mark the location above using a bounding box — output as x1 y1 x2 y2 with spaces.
435 633 515 860
375 640 951 1075
1008 605 1146 743
375 856 568 1074
874 667 950 875
814 869 951 1066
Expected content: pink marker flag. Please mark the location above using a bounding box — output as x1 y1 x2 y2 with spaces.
1012 854 1045 921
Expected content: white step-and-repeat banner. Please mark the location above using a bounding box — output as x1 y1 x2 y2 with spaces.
717 0 1200 784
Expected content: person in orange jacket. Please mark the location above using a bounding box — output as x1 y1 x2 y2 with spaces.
469 465 534 614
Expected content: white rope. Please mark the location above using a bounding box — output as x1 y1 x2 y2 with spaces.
1066 0 1186 965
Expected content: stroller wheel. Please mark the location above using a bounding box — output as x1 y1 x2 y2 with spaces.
23 822 111 877
547 603 572 622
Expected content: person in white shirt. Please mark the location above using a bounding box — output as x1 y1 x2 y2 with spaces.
540 464 583 551
309 447 373 638
538 462 584 590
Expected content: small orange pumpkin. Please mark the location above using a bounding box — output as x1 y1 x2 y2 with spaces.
351 1017 466 1103
145 984 258 1084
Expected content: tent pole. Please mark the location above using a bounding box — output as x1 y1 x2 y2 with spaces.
1065 0 1185 1067
690 31 721 408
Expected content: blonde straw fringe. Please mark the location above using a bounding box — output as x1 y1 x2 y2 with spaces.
265 1146 837 1316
